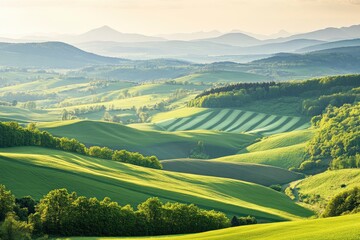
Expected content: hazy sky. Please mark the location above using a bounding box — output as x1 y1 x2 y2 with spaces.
1 0 360 37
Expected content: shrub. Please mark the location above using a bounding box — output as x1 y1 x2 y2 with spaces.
322 187 360 217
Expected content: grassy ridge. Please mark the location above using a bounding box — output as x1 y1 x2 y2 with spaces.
214 130 314 169
37 120 256 159
155 108 309 136
60 213 360 240
0 147 313 222
161 159 303 186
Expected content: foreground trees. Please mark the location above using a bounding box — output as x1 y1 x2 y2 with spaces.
0 185 230 238
0 121 162 169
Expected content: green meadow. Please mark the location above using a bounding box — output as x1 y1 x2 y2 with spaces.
0 146 313 222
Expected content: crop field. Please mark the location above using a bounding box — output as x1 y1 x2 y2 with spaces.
161 159 303 186
60 213 360 240
155 108 310 135
0 147 313 222
37 120 257 159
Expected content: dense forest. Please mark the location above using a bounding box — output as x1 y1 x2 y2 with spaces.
0 185 234 239
0 122 162 169
306 103 360 169
188 75 360 116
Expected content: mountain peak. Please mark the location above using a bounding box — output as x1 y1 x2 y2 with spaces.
84 25 120 35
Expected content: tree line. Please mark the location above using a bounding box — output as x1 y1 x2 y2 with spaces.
188 75 360 116
0 185 240 239
306 103 359 170
0 121 162 169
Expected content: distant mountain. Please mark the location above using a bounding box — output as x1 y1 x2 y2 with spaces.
297 38 360 53
0 42 126 68
156 30 222 41
199 33 261 47
282 24 360 42
75 40 239 59
240 39 325 54
72 26 164 43
253 46 360 71
231 29 292 40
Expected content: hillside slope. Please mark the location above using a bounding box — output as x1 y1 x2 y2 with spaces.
295 169 360 211
64 213 360 240
0 147 313 222
214 130 314 169
161 160 303 186
37 120 256 159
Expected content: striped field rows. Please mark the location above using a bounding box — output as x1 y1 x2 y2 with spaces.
156 108 310 135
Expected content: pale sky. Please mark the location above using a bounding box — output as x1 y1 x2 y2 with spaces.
1 0 360 37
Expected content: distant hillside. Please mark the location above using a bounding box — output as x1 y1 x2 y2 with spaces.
0 42 126 68
241 39 325 54
254 46 360 71
297 38 360 53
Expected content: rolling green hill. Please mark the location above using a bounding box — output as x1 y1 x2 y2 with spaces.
161 160 303 186
213 129 314 169
60 213 360 240
0 146 313 222
295 169 360 211
37 120 257 159
155 108 310 136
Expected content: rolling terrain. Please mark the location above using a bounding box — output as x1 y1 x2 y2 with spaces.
215 129 314 169
37 120 257 159
294 169 360 211
161 160 303 186
0 146 313 222
62 213 360 240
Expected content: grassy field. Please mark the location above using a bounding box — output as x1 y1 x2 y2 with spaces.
295 169 360 211
214 130 314 169
155 108 310 136
161 159 303 186
58 213 360 240
37 120 257 159
174 71 269 84
0 147 313 222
